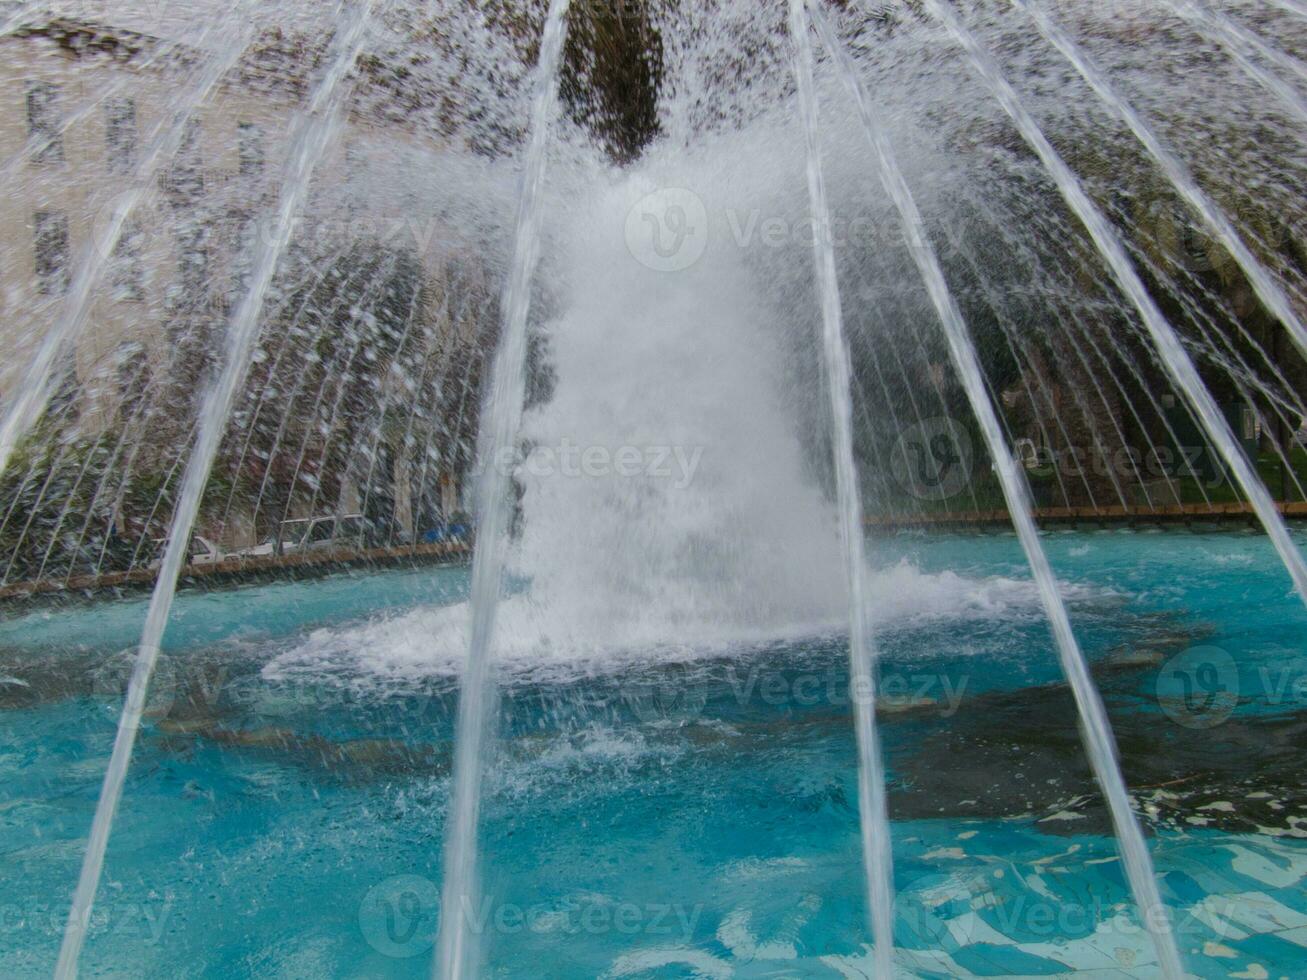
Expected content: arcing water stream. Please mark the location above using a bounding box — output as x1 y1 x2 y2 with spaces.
813 2 1185 973
789 0 895 972
54 4 376 974
433 1 571 976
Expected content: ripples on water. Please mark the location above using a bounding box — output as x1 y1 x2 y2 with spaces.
2 530 1305 976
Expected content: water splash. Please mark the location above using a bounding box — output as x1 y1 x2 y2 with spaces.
0 1 39 37
1268 0 1307 18
923 0 1307 603
1013 0 1307 368
1168 0 1307 125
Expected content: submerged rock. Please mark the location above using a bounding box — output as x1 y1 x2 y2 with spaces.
887 672 1307 838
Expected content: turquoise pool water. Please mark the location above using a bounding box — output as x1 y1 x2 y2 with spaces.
2 530 1305 978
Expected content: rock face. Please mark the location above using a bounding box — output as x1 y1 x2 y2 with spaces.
888 673 1307 839
560 1 663 165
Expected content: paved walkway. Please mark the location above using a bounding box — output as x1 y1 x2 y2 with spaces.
866 501 1307 529
0 540 473 600
6 503 1305 599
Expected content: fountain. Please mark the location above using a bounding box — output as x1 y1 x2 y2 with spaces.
0 1 1304 977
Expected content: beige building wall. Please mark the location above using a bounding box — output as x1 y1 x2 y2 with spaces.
0 19 468 549
0 19 456 427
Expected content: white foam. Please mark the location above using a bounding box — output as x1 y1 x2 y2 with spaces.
266 165 1102 691
262 558 1096 688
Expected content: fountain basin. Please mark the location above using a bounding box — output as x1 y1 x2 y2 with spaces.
2 529 1304 978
